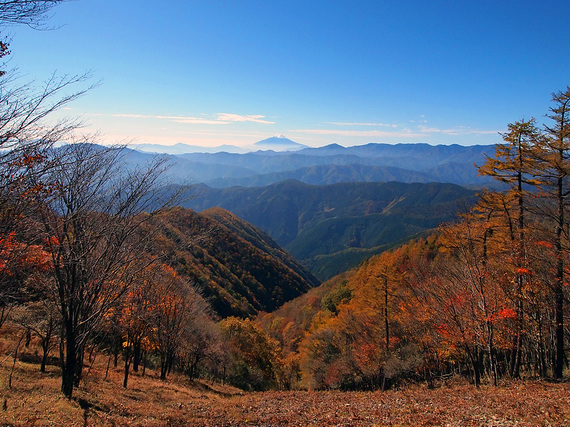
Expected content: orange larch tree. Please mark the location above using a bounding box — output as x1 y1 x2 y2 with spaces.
531 87 570 379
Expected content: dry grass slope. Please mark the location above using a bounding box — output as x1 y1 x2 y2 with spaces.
1 346 569 426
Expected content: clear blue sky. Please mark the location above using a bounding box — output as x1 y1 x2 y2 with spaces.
7 0 570 148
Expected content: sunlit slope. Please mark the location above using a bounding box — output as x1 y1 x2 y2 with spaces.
143 207 319 317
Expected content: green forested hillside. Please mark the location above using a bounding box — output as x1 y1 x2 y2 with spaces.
184 180 478 279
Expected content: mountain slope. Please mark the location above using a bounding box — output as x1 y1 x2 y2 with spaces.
201 207 320 288
143 206 319 318
204 164 439 187
184 180 478 279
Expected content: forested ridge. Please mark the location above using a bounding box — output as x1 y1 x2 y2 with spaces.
184 180 478 280
141 206 318 318
1 1 570 425
3 87 569 399
257 89 570 389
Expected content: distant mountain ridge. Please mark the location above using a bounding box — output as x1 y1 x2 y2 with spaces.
124 141 496 188
108 142 492 279
131 135 307 155
183 180 478 279
131 142 247 154
204 162 484 188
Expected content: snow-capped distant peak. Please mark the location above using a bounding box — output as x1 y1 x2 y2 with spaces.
253 136 307 151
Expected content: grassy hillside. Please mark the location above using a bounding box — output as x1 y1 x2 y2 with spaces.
2 344 568 426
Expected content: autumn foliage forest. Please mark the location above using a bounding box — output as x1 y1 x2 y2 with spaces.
262 90 570 391
1 3 570 424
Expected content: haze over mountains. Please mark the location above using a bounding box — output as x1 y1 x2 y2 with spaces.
131 135 307 155
125 137 493 279
128 137 497 188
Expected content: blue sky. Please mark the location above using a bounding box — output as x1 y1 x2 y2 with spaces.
6 0 570 149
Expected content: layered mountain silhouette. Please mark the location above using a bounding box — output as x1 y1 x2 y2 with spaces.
128 140 496 188
123 140 491 279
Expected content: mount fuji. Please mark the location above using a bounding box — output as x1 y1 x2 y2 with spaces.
253 135 308 151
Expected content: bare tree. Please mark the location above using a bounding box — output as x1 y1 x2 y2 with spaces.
13 298 60 372
0 0 86 188
0 0 68 75
115 260 159 388
33 142 180 398
0 0 92 321
0 0 88 229
0 1 66 26
150 265 191 381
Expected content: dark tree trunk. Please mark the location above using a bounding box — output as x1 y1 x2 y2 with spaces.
105 353 112 381
189 354 201 380
40 316 54 373
61 325 77 398
554 174 565 380
133 340 141 373
160 359 168 380
467 346 482 388
123 351 132 389
142 351 147 377
74 346 85 387
509 331 522 378
40 341 49 373
554 281 564 379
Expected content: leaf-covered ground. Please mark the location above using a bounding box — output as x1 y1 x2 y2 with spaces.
223 383 569 426
1 358 569 426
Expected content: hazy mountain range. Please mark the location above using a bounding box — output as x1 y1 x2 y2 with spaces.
122 139 493 278
127 139 497 188
131 135 307 155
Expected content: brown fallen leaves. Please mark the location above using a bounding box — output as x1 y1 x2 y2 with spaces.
211 382 570 427
1 358 569 426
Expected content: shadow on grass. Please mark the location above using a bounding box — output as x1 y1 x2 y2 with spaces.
188 379 245 398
